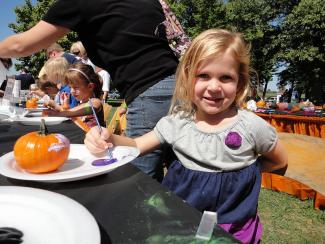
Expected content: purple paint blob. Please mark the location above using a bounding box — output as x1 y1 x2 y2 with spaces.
92 158 118 166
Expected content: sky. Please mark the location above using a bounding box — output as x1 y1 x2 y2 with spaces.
0 0 279 91
0 1 38 41
0 0 37 74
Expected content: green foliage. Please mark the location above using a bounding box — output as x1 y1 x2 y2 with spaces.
9 0 78 77
9 0 325 103
225 0 282 97
167 0 324 104
277 0 325 104
167 0 227 38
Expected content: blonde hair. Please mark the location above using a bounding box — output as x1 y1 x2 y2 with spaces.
169 29 252 115
70 41 87 59
43 57 69 85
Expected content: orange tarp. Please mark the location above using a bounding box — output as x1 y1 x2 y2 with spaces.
262 173 325 209
256 113 325 138
262 133 325 209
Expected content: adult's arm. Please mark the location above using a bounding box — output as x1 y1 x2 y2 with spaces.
0 21 69 58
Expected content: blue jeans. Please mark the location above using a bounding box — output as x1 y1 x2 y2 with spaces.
126 75 175 181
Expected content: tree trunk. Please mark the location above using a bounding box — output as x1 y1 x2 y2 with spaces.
262 80 269 100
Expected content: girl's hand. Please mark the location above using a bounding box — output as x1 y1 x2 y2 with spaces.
44 99 57 109
84 126 113 155
42 108 60 117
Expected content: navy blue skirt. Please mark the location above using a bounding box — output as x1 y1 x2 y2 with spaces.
162 161 261 224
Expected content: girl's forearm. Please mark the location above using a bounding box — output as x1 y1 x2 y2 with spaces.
259 156 288 175
110 134 137 147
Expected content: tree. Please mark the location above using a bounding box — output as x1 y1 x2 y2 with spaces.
169 0 287 99
167 0 227 38
8 0 78 77
277 0 325 104
225 0 290 99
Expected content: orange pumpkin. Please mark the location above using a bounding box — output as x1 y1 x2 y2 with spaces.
13 119 70 173
26 99 38 109
256 100 266 108
31 97 39 102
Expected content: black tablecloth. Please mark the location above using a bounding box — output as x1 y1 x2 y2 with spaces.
0 121 238 243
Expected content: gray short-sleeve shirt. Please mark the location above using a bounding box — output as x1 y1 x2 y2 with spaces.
153 109 278 172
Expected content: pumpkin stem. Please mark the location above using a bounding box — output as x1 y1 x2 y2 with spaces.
39 119 49 135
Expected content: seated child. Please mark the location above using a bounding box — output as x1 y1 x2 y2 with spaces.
43 57 79 109
43 63 105 131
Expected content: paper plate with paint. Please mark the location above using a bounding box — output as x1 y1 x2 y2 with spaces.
0 144 139 182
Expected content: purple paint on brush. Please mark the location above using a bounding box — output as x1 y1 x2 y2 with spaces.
92 158 118 166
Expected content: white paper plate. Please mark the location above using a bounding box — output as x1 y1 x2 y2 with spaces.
13 116 70 125
0 186 100 244
26 112 43 117
0 113 10 121
0 144 139 182
24 107 48 112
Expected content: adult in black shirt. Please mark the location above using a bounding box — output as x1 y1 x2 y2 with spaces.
0 0 178 181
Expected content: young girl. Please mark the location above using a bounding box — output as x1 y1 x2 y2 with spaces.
84 29 288 243
44 62 105 131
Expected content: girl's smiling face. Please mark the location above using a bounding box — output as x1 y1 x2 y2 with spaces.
193 50 239 121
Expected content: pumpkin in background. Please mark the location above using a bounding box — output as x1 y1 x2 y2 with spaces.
13 119 70 173
256 100 266 108
291 104 301 112
277 102 289 111
26 99 37 109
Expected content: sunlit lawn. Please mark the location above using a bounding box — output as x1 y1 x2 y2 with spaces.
259 189 325 243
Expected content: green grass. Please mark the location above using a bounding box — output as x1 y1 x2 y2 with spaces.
259 189 325 243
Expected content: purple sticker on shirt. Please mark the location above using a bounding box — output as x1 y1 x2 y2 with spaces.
225 131 242 149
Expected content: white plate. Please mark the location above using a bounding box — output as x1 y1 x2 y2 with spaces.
0 113 10 120
24 107 48 112
26 112 43 117
14 116 70 125
0 144 139 182
0 186 100 244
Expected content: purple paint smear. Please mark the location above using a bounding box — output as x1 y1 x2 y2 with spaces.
92 158 118 166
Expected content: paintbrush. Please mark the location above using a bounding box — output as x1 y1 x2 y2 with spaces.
88 99 116 165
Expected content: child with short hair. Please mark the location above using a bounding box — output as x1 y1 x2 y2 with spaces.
84 29 288 243
43 57 79 109
43 62 105 131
